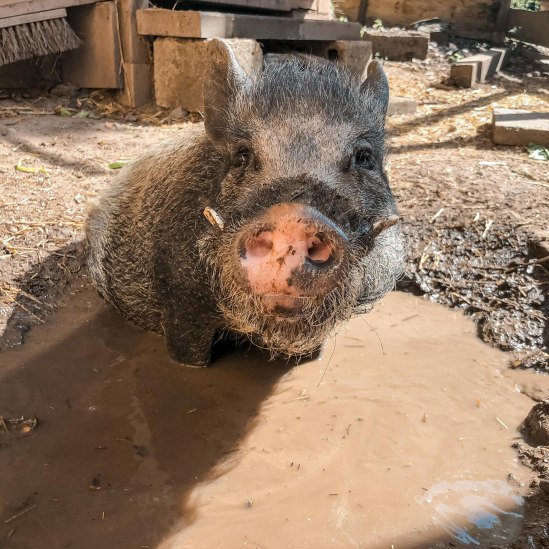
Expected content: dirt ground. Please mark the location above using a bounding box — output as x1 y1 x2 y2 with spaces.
0 47 548 547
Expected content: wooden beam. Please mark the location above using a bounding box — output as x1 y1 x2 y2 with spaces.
495 0 511 32
191 0 293 10
357 0 368 25
0 8 66 29
0 0 99 19
136 9 361 40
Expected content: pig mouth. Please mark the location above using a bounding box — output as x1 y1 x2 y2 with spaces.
260 293 318 321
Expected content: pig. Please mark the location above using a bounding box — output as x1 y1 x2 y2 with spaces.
86 38 405 367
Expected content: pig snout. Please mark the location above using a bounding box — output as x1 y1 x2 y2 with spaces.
237 203 348 315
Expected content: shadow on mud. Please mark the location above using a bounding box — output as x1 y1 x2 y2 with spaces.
0 248 292 548
0 244 547 548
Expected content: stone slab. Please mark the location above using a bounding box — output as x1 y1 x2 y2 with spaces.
63 2 123 89
387 96 417 116
137 9 361 40
360 30 428 61
154 37 262 110
492 108 549 147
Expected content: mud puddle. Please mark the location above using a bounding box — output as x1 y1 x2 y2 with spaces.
0 288 540 548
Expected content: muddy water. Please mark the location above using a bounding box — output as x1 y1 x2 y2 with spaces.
0 289 537 549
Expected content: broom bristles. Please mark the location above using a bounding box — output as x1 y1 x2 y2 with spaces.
0 18 81 66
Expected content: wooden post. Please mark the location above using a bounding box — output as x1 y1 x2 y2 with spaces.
495 0 511 32
357 0 368 25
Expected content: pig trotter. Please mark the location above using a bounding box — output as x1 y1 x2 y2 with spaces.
163 314 215 367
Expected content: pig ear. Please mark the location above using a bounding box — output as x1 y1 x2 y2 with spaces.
204 38 251 145
360 60 389 117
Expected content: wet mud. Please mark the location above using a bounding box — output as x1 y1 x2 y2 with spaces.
1 288 545 548
399 221 548 371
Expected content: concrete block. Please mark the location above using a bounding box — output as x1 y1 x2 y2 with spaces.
154 38 262 110
492 108 549 147
118 62 153 107
491 47 508 72
450 63 478 88
455 50 502 84
63 2 122 89
387 96 417 116
360 29 428 61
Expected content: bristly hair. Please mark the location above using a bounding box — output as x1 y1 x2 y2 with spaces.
230 57 387 151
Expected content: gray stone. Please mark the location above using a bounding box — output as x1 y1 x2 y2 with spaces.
493 109 549 147
387 96 417 116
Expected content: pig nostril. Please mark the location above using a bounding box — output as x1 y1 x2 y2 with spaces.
307 234 333 265
244 231 273 259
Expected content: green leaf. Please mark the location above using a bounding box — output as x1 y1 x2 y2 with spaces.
55 106 73 117
108 160 130 169
527 143 549 161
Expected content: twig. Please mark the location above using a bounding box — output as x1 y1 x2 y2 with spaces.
4 504 37 524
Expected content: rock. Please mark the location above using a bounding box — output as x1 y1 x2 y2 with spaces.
523 400 549 446
540 479 549 494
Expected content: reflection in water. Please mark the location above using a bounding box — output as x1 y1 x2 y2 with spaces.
421 480 524 546
0 289 538 548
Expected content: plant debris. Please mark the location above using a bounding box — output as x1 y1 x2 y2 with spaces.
0 415 39 435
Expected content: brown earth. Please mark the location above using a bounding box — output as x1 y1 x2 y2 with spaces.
0 50 548 547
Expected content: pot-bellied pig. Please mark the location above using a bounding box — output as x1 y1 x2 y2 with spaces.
86 39 405 367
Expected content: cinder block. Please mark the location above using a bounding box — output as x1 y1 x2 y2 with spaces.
64 2 122 89
118 62 153 107
492 108 549 147
360 30 428 61
387 96 417 116
450 63 478 88
154 38 262 110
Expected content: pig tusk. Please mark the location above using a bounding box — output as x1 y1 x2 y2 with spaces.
203 206 225 230
372 215 399 237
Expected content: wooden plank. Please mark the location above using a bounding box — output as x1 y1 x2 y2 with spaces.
63 2 123 88
117 0 151 64
137 8 361 40
333 0 500 30
299 19 361 40
508 9 549 48
0 7 66 28
137 9 203 38
0 0 99 19
191 0 292 10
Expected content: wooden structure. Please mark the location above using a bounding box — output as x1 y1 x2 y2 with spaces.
333 0 510 35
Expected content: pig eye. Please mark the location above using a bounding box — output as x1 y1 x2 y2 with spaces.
232 147 251 169
353 147 375 170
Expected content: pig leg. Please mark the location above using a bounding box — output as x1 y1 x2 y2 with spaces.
162 310 215 367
